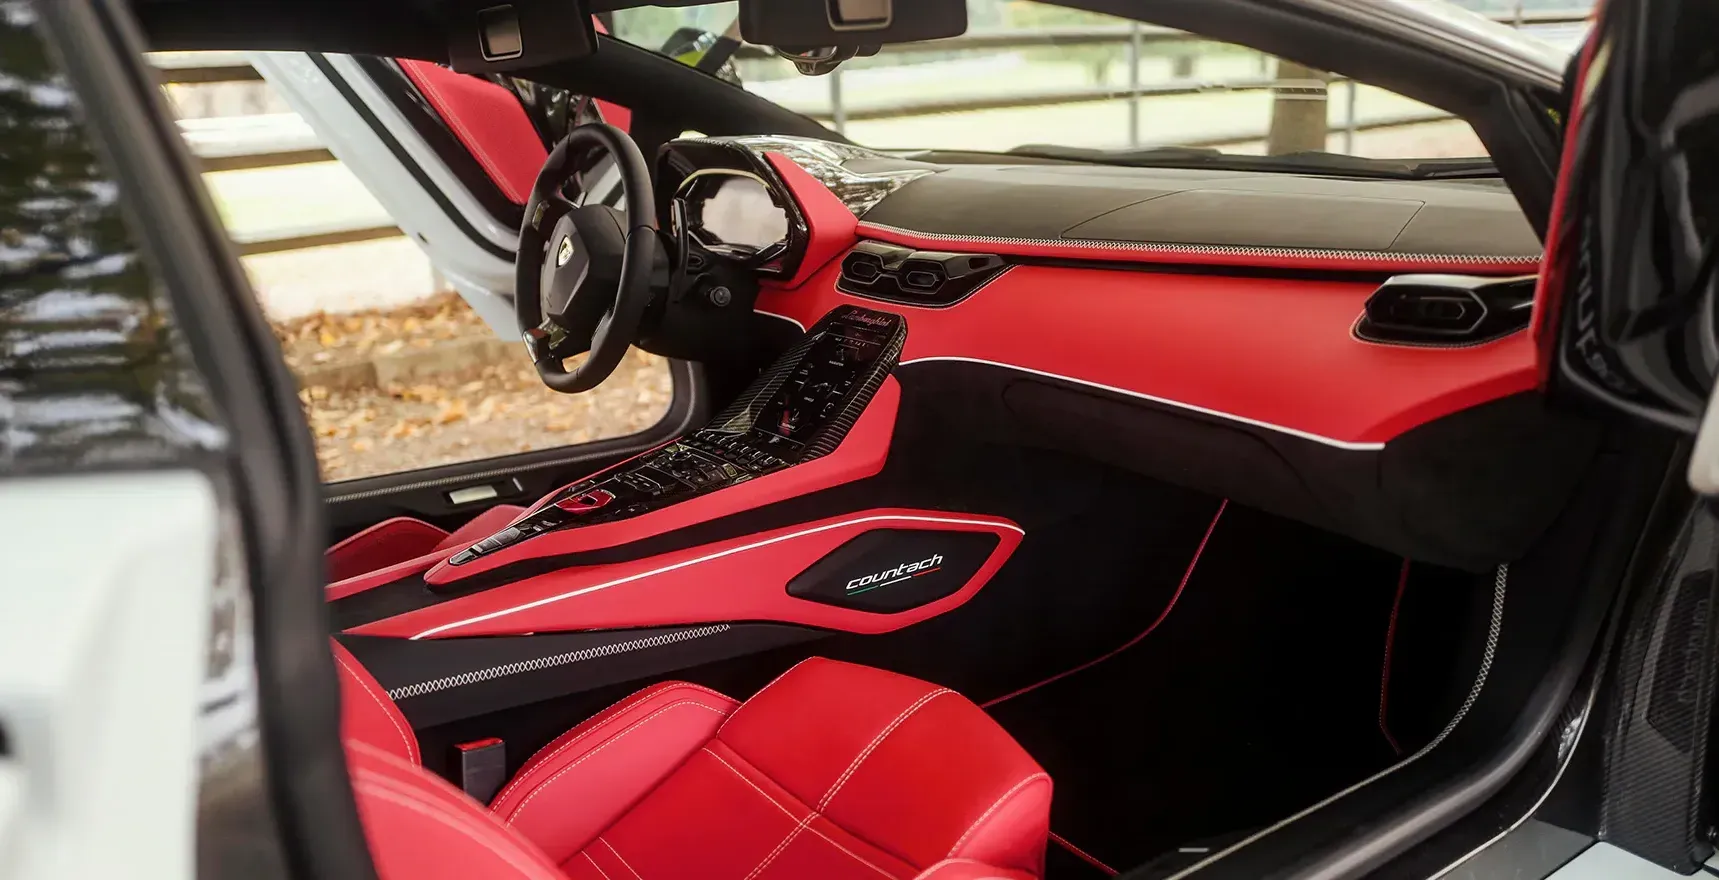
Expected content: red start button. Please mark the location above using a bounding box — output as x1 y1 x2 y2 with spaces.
555 489 615 514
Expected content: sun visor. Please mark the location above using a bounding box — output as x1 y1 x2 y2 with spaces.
446 0 597 73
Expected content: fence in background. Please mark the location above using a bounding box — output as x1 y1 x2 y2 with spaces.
153 8 1591 258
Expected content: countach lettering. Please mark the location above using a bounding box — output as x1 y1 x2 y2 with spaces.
845 554 944 594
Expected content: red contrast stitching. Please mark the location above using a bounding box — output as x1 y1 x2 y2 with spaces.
1050 832 1118 876
982 499 1227 707
1379 559 1411 756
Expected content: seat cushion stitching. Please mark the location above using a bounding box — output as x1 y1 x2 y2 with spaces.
701 747 899 880
717 656 821 737
501 700 728 826
945 773 1051 859
582 851 614 880
494 683 732 806
599 838 645 880
817 688 952 810
336 651 417 764
743 814 815 880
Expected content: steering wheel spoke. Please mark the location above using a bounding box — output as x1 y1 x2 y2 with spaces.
529 192 578 235
516 123 661 395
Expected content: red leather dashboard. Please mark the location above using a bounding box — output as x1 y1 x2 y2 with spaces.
755 156 1540 451
757 263 1535 449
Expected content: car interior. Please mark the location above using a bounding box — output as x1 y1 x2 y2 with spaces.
127 1 1673 878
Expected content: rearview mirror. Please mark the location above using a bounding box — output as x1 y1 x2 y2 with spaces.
739 0 966 47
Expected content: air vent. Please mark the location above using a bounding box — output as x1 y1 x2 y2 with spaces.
1356 274 1536 347
837 242 1007 307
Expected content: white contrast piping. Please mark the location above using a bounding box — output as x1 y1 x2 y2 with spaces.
754 309 807 332
898 356 1388 451
1164 563 1508 880
409 514 1026 640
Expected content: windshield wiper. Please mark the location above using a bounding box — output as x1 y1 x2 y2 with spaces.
1407 158 1500 179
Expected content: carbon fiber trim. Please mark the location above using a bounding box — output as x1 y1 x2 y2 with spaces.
705 330 820 432
801 323 905 459
1599 504 1719 872
704 304 906 464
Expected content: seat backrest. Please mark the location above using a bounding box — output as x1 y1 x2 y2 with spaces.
333 640 420 765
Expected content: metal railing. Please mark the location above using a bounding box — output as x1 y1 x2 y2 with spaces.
154 6 1592 257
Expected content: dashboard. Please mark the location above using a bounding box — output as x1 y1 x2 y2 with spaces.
327 138 1591 727
649 134 1585 574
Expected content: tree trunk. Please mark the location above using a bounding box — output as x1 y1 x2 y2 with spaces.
1266 59 1330 155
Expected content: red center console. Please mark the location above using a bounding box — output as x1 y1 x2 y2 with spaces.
328 304 1024 641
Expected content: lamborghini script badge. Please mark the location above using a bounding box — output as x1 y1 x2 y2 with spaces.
555 236 576 268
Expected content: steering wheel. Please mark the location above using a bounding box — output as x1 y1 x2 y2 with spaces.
516 123 661 394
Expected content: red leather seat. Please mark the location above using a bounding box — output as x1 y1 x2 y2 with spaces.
334 646 1052 880
326 505 525 583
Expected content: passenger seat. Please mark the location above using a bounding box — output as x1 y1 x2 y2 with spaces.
334 645 1053 879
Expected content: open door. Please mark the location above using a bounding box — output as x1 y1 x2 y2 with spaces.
226 50 701 549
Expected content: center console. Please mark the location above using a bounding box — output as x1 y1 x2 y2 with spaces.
447 305 907 567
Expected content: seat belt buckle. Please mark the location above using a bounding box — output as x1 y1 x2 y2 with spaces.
454 738 507 804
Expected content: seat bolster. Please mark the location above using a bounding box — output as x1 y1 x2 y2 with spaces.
912 859 1038 880
348 742 564 880
490 681 739 866
942 772 1053 874
326 517 448 583
434 504 527 553
334 640 419 765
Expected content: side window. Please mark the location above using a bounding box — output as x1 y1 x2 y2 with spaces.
152 52 673 483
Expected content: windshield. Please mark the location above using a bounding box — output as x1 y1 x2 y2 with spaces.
606 0 1593 172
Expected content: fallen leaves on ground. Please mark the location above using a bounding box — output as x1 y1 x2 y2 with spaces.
273 291 492 373
275 297 674 483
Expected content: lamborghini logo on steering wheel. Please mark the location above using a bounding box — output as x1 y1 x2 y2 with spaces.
555 236 576 268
